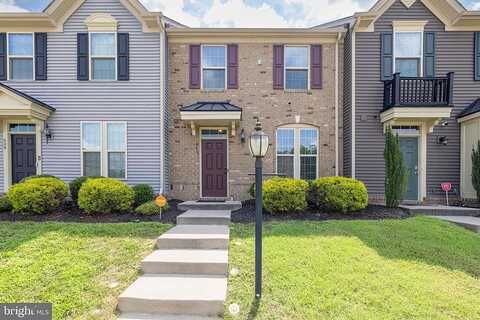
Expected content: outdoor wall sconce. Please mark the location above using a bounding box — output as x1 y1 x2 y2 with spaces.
438 136 448 146
44 125 53 143
240 128 246 143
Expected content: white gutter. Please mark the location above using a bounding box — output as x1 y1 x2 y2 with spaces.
158 15 166 195
335 31 341 176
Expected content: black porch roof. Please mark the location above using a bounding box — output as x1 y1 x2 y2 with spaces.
180 101 241 112
458 98 480 119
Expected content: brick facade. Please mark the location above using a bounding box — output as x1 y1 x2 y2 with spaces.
168 41 340 201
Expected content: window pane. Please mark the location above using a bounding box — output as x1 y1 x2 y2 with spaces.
108 152 126 178
300 129 318 155
277 128 294 155
285 46 308 68
286 70 308 90
83 152 101 177
8 34 33 56
92 58 115 80
91 33 115 56
107 123 126 151
9 58 33 80
395 59 419 77
9 124 35 133
202 69 225 89
300 156 317 180
395 32 421 57
277 156 294 178
202 46 225 68
82 123 101 150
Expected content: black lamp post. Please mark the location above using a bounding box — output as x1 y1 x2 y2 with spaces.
249 118 269 299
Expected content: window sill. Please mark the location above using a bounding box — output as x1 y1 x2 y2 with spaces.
200 89 226 93
284 89 310 93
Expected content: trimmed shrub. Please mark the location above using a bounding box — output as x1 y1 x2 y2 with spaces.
78 178 134 214
8 177 69 214
0 196 12 212
263 177 309 213
133 184 155 207
20 174 59 183
308 177 368 213
135 201 170 216
472 141 480 201
69 177 90 202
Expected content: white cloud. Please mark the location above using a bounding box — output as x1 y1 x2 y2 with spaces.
285 0 366 26
0 0 27 12
141 0 202 26
473 2 480 10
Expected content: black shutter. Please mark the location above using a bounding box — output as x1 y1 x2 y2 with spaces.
380 32 393 81
77 33 89 81
423 32 435 78
117 33 129 81
0 33 6 81
475 32 480 81
35 33 47 81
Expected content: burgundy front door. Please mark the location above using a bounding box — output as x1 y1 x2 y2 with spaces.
202 139 227 198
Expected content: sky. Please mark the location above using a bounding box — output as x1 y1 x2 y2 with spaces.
1 0 480 28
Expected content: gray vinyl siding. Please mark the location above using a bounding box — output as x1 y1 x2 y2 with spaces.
342 28 352 177
1 0 162 192
354 0 478 198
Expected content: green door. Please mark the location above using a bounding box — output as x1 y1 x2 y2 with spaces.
399 137 419 201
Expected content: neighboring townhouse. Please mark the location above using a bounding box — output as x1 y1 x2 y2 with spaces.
166 28 344 200
0 0 177 194
320 0 480 203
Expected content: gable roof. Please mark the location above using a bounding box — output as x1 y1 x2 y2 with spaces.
314 0 480 32
0 0 185 32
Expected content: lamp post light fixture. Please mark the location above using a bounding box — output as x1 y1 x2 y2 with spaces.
249 118 269 299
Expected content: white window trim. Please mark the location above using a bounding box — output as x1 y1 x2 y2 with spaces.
393 31 424 77
200 44 227 91
89 32 117 81
7 32 35 81
80 121 127 179
284 45 310 91
276 125 319 179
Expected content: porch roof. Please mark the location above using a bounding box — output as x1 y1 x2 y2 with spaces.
458 98 480 122
180 101 242 112
0 83 55 121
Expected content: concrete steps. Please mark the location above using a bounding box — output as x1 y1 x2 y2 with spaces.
156 225 229 250
142 249 228 275
117 209 232 319
433 216 480 233
176 210 231 226
178 201 241 212
118 274 227 317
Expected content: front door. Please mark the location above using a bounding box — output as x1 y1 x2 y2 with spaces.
399 137 419 201
11 134 36 183
201 139 227 198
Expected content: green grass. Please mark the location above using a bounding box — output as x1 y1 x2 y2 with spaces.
226 216 480 320
0 222 171 320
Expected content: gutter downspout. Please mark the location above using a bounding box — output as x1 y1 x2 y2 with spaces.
335 31 341 176
158 15 166 195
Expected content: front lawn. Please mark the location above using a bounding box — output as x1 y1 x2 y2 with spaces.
226 216 480 319
0 222 171 319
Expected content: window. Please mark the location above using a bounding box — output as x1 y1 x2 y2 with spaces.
8 33 34 80
90 33 116 80
394 32 422 77
81 122 127 178
285 46 309 90
276 126 318 179
202 45 226 90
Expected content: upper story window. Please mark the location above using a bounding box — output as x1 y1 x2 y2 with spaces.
202 45 226 90
90 33 116 81
8 33 34 81
394 32 422 77
276 126 318 180
285 46 309 90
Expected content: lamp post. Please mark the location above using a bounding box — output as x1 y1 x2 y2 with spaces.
249 118 269 299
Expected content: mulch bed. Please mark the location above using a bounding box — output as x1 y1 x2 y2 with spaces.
231 200 410 223
0 200 186 224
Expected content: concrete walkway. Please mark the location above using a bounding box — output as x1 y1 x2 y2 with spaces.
432 216 480 233
117 210 231 319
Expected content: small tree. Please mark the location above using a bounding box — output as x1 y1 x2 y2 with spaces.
384 126 408 208
471 141 480 201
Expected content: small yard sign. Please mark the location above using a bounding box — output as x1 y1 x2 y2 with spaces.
441 183 452 206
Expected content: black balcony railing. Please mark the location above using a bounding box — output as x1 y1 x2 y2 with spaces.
383 72 454 110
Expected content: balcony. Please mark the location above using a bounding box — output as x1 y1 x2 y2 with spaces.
380 73 454 133
384 73 454 110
